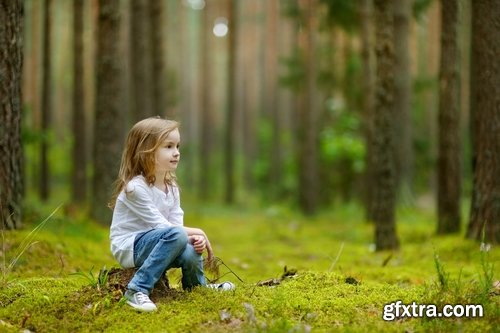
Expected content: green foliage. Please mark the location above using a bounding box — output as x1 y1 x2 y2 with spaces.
433 252 449 290
479 245 495 302
278 49 305 92
413 0 434 21
251 119 297 202
319 0 358 33
71 266 110 291
320 112 364 167
280 0 301 21
319 110 365 203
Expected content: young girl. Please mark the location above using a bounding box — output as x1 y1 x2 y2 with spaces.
109 117 234 312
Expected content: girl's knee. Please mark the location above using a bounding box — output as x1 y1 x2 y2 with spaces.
160 226 188 249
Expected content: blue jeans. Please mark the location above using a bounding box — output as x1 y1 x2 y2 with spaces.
127 226 206 295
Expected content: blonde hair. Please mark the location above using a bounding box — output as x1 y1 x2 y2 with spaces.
109 117 180 209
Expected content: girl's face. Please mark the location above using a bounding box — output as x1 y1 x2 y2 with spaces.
154 128 181 175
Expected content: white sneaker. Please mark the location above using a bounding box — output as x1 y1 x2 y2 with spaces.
125 290 157 312
207 281 235 291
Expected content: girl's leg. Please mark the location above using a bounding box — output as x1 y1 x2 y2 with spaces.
168 243 206 290
128 226 187 295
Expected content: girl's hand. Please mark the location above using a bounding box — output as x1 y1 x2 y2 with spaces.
188 235 206 254
184 226 215 259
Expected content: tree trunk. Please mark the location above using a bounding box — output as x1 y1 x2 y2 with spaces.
130 0 153 121
467 1 500 243
0 0 24 229
149 0 165 117
241 0 260 192
393 0 413 202
199 1 213 200
297 0 319 215
40 0 52 201
359 0 376 222
72 0 87 204
437 0 461 234
92 0 124 225
372 0 399 250
266 0 282 199
224 0 237 204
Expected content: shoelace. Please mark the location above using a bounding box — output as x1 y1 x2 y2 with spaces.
135 292 152 304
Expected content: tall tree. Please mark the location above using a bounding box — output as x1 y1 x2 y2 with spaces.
437 0 461 234
149 0 165 116
297 0 319 215
0 0 24 229
359 0 376 221
393 0 413 201
92 0 124 224
199 1 214 200
71 0 87 203
130 0 153 121
240 0 260 192
40 0 52 201
266 0 282 199
224 0 237 204
372 0 399 250
467 1 500 243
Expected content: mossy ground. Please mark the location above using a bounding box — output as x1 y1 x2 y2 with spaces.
1 201 499 332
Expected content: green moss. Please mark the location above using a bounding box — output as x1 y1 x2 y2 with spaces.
1 204 499 332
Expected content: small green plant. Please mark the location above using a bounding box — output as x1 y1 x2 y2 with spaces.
478 227 494 301
1 205 61 287
433 252 449 291
71 266 109 291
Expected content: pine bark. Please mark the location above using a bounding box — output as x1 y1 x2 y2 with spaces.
437 0 461 234
360 0 376 221
0 0 24 229
130 0 153 121
92 0 124 225
224 0 237 204
372 0 399 250
267 0 282 198
199 1 213 200
149 0 165 116
296 0 319 215
72 0 87 203
393 0 413 200
40 0 52 201
467 1 500 243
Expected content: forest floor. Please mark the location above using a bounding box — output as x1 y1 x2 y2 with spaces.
1 200 499 332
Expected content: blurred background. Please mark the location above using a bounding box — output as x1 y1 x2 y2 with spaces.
10 0 497 246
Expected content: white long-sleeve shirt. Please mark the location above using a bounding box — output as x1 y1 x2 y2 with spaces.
109 175 184 268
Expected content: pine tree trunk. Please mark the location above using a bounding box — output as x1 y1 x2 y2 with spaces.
72 0 87 203
149 0 165 117
372 0 399 250
92 0 124 225
393 0 413 201
40 0 52 201
297 0 319 215
266 0 282 199
360 0 376 222
224 0 237 204
130 0 153 121
0 0 24 229
199 1 213 200
467 1 500 243
437 0 461 234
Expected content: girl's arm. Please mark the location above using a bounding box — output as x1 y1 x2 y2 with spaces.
183 226 214 259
